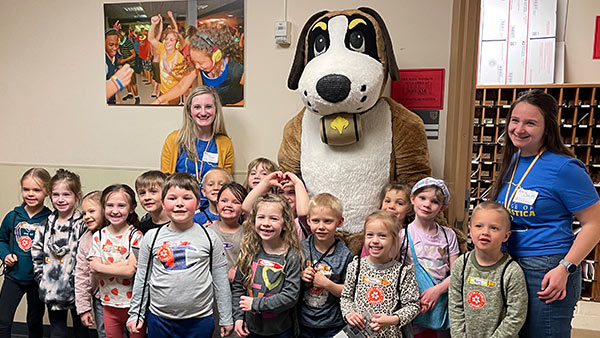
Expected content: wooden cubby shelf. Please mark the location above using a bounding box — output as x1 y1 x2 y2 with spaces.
470 84 600 301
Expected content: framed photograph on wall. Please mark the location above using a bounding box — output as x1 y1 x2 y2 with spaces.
104 0 244 106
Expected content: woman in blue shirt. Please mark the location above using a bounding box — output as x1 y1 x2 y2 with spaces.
490 89 600 338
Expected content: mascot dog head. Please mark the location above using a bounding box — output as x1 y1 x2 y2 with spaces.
288 8 399 120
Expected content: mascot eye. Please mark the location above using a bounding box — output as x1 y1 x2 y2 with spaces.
313 34 329 56
348 31 365 52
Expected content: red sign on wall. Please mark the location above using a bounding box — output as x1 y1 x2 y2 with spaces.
391 68 445 110
594 16 600 59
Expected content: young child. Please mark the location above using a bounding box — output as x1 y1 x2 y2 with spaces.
299 193 353 337
340 211 420 337
135 170 170 234
380 181 413 224
449 201 527 338
194 167 233 226
126 173 233 337
31 169 89 338
401 177 460 337
88 184 144 338
207 182 247 338
0 168 51 338
207 182 247 282
75 191 106 338
242 171 310 240
232 194 304 338
243 157 278 191
361 181 413 257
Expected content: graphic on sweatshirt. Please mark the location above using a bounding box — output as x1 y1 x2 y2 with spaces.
156 240 199 270
304 261 332 308
15 222 38 251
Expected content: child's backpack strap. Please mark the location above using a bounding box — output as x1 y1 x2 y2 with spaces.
199 223 214 270
135 225 163 327
500 256 515 307
351 256 361 301
460 251 470 303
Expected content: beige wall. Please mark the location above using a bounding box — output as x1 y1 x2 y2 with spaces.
0 0 596 327
0 0 454 326
564 0 600 83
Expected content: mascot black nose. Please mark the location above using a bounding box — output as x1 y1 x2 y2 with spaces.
316 74 351 103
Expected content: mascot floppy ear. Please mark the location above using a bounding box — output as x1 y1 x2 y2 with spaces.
358 7 399 82
288 10 329 90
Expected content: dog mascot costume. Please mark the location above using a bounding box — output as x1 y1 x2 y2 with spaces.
278 7 432 241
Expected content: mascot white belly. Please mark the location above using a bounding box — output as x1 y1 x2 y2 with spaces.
301 100 392 233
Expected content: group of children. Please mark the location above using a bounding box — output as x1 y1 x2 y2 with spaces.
0 161 528 338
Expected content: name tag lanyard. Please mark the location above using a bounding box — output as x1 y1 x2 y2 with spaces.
504 148 544 208
193 137 213 184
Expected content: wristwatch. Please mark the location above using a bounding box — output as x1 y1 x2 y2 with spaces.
559 259 577 273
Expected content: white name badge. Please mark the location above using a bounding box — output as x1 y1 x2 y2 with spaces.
513 188 538 205
202 151 218 163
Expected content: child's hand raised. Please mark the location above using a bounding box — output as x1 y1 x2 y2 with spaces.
239 295 253 312
150 15 162 25
235 320 249 337
301 266 315 284
369 314 398 332
345 312 366 330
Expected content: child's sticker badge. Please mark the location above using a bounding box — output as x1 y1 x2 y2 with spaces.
467 290 486 309
18 237 32 251
366 286 385 305
157 244 174 263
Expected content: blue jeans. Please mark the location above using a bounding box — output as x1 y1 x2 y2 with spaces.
147 312 214 338
517 254 581 338
93 296 105 338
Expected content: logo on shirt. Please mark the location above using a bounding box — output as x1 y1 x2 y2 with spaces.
467 290 486 309
156 241 199 270
366 286 384 305
14 222 38 251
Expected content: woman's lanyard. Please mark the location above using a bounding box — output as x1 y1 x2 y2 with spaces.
194 138 213 184
309 237 338 268
504 149 544 208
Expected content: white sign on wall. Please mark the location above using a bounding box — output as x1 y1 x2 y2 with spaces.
478 0 557 85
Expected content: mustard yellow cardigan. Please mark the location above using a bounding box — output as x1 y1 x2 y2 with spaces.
160 130 234 175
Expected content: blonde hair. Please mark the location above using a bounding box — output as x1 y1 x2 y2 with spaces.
135 170 167 191
243 157 279 190
471 201 511 231
308 193 343 219
50 169 83 206
177 86 228 162
202 167 233 184
237 194 304 288
363 210 401 256
21 167 51 197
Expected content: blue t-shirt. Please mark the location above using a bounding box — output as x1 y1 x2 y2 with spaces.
193 208 219 226
175 138 219 181
496 151 598 257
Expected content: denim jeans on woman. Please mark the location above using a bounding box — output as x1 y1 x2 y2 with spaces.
517 253 581 338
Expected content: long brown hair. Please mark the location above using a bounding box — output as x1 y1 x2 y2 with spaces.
236 194 304 288
491 89 574 200
177 85 228 162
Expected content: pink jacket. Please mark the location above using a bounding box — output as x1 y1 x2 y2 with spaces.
74 230 99 315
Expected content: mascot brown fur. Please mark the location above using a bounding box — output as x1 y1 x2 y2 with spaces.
278 8 467 253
